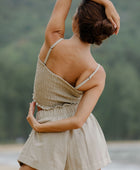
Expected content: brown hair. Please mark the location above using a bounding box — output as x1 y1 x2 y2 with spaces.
75 0 116 45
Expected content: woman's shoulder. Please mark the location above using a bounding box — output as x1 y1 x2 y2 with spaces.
75 55 106 91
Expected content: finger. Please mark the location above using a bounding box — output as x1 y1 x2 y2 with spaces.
28 102 33 112
108 17 117 30
116 20 120 34
28 106 32 114
112 19 117 30
112 15 120 35
32 101 36 107
29 102 36 114
31 101 36 108
30 101 36 107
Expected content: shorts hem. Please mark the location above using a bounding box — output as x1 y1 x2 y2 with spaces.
17 155 39 169
90 157 112 170
17 156 112 170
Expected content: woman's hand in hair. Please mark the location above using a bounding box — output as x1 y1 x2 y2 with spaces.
91 0 120 34
104 0 120 35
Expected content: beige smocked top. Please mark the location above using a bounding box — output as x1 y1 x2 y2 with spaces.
32 38 100 110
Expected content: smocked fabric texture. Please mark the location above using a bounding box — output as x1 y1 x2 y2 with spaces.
17 38 112 170
32 55 83 110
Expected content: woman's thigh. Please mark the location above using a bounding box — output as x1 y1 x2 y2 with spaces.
19 164 36 170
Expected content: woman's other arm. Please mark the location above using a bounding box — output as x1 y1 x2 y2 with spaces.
27 66 106 133
91 0 120 34
45 0 72 45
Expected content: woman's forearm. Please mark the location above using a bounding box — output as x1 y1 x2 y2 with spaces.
91 0 112 6
35 86 103 133
27 103 80 133
29 85 104 133
33 115 80 133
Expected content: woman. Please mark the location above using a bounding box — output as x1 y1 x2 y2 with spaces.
18 0 120 169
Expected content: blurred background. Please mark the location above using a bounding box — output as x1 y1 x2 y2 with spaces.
0 0 140 169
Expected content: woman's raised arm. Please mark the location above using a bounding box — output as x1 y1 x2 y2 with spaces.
45 0 120 45
45 0 72 43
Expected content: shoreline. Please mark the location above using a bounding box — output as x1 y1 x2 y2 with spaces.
0 140 140 147
107 140 140 144
0 140 140 153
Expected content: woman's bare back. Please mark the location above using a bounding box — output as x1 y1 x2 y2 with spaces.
38 38 100 89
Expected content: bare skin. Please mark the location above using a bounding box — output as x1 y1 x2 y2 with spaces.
19 165 36 170
19 0 120 169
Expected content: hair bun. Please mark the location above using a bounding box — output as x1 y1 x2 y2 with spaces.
92 19 116 45
94 19 115 35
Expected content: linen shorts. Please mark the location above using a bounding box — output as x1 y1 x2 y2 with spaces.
17 104 111 170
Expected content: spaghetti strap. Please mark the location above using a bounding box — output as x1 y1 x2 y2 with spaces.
75 63 100 89
44 38 63 64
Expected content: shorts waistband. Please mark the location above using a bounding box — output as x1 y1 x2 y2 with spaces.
36 103 78 123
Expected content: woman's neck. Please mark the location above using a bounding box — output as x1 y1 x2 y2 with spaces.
70 33 91 51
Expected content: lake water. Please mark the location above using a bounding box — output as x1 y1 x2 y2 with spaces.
103 142 140 170
0 142 140 170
